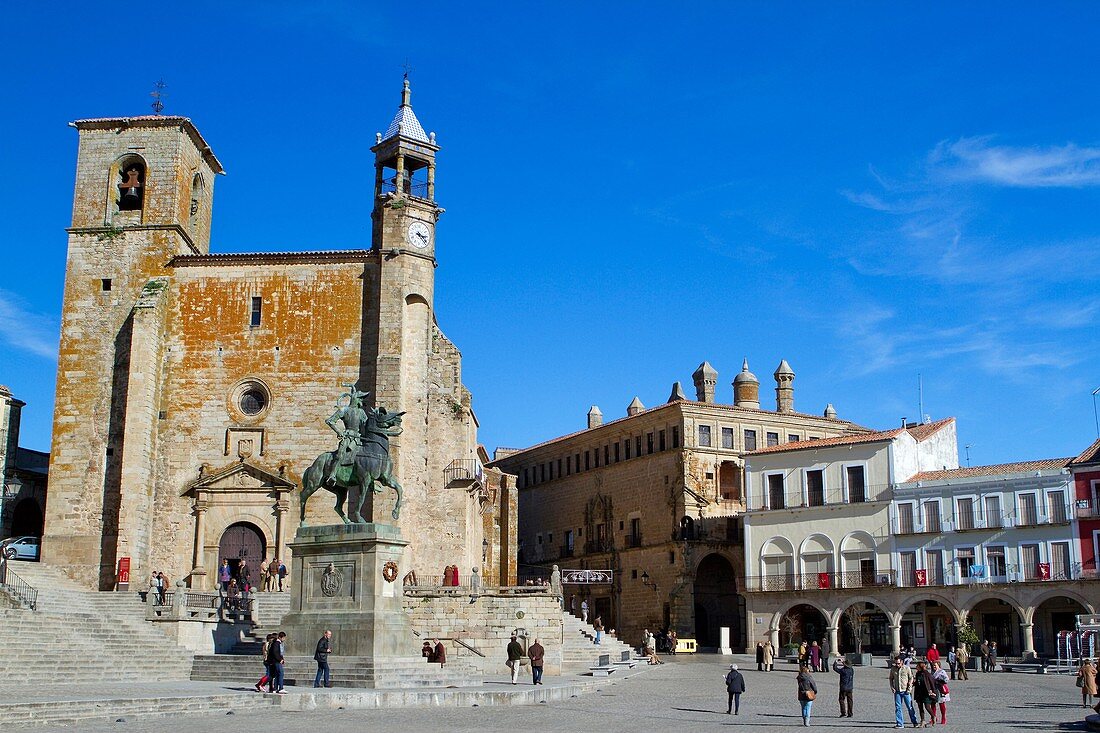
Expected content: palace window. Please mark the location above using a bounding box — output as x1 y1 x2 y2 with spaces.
659 430 666 451
614 442 620 462
788 434 799 443
624 440 631 459
635 436 642 457
101 278 112 292
672 426 680 448
744 430 757 452
766 432 779 447
698 425 712 447
647 433 654 454
721 427 734 449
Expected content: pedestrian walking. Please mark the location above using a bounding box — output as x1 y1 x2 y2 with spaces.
763 640 775 671
278 561 288 591
313 629 332 688
947 646 957 680
581 599 589 623
506 634 524 684
890 655 919 729
258 559 268 591
796 665 817 727
931 661 950 724
569 594 576 615
528 637 545 685
810 641 822 672
988 641 998 672
724 664 746 715
756 642 765 671
432 638 446 667
645 629 663 665
255 633 276 692
593 616 604 645
914 661 938 727
1079 659 1098 708
955 644 970 680
833 657 854 718
979 640 990 672
798 641 809 667
668 629 678 654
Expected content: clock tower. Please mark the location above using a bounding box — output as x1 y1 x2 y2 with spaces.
366 78 444 522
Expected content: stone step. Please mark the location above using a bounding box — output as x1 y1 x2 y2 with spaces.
0 692 274 728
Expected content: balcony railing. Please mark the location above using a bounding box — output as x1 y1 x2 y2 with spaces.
895 562 1087 587
559 545 575 559
751 483 893 512
626 533 643 548
744 569 896 592
443 459 483 488
895 504 1073 535
0 558 38 610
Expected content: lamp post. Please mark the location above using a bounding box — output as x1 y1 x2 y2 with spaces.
1 474 22 530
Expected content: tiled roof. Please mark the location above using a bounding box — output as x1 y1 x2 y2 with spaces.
906 417 954 441
748 427 904 455
1071 438 1100 466
384 105 429 143
748 417 955 456
908 458 1073 482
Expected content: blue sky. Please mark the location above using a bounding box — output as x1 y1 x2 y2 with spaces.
1 3 1098 465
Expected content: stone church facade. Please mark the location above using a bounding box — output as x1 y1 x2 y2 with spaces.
42 81 515 590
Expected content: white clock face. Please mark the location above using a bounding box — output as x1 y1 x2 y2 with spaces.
406 220 431 249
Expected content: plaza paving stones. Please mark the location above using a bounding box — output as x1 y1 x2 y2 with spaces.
6 655 1090 732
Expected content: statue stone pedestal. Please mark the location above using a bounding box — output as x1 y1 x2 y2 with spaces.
281 523 412 659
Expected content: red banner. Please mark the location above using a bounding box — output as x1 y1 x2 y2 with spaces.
915 569 928 586
118 556 131 584
818 572 831 589
1037 563 1050 580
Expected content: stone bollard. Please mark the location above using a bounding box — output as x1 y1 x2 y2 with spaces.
171 579 187 620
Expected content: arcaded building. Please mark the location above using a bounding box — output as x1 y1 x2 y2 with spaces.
491 359 870 649
41 81 515 590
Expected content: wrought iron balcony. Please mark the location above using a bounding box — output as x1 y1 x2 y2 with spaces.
744 569 896 592
750 483 893 512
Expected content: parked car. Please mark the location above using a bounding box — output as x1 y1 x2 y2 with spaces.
1 535 40 561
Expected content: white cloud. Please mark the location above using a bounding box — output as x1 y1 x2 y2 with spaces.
0 291 57 359
932 136 1100 188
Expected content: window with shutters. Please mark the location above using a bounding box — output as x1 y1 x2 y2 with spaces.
956 498 975 530
986 546 1006 578
806 470 824 506
1021 543 1041 579
923 500 941 533
767 474 785 510
984 495 1002 528
900 551 917 587
897 503 915 534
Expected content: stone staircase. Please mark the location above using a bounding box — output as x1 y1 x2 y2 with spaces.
0 562 196 684
562 613 638 670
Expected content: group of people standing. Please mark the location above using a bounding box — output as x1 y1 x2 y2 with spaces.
252 629 333 693
218 558 288 598
505 634 545 685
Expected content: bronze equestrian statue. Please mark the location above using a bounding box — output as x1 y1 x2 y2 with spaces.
300 385 405 524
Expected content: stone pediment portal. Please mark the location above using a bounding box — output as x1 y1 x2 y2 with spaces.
183 461 295 590
185 461 295 497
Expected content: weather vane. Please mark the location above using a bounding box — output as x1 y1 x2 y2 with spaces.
402 59 413 81
150 80 166 115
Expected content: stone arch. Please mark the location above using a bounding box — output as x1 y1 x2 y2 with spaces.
895 592 965 654
834 595 893 655
960 591 1028 657
217 521 268 580
1030 591 1094 657
772 599 831 649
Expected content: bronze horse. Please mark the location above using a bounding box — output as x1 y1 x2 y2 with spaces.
299 407 405 524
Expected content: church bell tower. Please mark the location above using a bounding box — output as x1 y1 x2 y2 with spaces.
366 78 443 522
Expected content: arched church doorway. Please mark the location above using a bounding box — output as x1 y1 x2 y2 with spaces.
693 553 740 649
218 522 266 578
9 498 43 538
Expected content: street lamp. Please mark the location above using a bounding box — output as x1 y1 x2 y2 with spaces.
1 474 22 527
640 570 658 592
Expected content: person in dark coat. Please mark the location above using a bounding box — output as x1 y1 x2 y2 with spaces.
797 665 818 727
528 637 545 685
432 638 446 667
724 664 746 714
756 642 765 671
422 640 434 661
313 630 332 688
914 661 938 726
833 657 854 717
